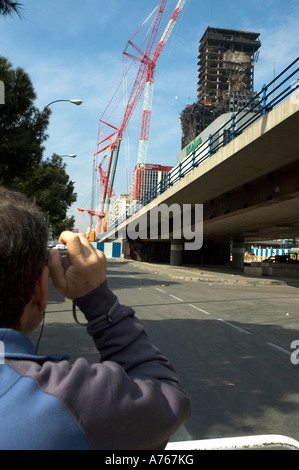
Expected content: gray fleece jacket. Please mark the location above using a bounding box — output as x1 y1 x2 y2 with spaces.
0 281 191 450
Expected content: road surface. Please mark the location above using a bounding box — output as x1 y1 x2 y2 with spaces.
33 259 299 444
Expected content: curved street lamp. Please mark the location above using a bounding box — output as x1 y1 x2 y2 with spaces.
61 154 77 158
45 99 82 109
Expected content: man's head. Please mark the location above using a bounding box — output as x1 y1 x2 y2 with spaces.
0 187 48 332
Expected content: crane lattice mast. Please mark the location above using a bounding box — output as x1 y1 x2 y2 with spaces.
90 0 168 231
137 0 187 167
78 0 187 236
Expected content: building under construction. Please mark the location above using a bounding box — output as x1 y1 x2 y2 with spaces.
181 27 261 148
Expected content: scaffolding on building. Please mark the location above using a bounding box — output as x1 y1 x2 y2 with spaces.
181 27 261 149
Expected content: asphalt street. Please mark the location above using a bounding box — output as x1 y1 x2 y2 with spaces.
31 259 299 445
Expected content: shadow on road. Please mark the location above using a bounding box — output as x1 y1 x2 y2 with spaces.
140 317 299 442
36 259 299 443
30 312 299 443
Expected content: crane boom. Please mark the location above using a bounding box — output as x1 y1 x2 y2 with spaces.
137 0 187 167
153 0 187 63
134 0 187 201
78 1 187 236
119 0 167 139
99 0 168 214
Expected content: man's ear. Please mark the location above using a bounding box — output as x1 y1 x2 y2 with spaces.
34 265 49 313
19 266 49 335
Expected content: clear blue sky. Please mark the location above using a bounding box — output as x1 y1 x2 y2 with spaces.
1 0 299 233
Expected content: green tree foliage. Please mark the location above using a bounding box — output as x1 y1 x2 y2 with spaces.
0 57 49 185
0 0 23 18
15 154 77 237
0 57 77 236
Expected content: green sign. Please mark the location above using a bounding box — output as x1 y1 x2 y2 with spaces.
186 137 202 155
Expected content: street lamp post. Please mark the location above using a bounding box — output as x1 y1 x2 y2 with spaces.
45 99 82 109
43 101 80 237
44 102 80 161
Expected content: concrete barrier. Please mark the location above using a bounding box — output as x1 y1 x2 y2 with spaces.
245 262 299 279
95 241 122 258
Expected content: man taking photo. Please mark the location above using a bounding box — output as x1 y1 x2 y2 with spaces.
0 187 191 450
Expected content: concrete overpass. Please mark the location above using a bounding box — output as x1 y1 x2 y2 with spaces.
168 95 299 242
100 67 299 267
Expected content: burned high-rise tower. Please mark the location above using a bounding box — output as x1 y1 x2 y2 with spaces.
181 27 261 148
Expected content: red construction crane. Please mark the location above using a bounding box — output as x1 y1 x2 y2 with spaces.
78 0 186 235
135 0 187 200
98 0 168 212
137 0 187 165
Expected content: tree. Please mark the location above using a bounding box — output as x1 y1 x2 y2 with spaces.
15 154 77 237
0 57 77 236
0 57 50 186
0 0 23 18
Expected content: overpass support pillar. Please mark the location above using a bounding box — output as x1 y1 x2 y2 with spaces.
170 240 184 266
232 238 245 270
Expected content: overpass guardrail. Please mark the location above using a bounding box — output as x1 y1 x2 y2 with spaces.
103 57 299 237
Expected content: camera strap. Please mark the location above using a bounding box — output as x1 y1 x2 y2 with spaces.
72 301 88 326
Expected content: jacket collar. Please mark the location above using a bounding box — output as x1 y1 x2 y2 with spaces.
0 328 69 364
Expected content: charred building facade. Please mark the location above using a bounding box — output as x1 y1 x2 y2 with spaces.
181 27 261 148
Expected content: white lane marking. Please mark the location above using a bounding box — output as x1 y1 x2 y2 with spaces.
217 319 251 335
169 294 183 301
154 280 292 360
129 275 142 281
266 342 291 356
188 304 211 315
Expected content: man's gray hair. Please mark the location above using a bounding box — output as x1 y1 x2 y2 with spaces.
0 188 48 329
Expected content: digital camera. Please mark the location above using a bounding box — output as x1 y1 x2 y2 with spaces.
47 242 71 270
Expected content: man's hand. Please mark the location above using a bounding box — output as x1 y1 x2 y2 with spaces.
48 231 106 300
